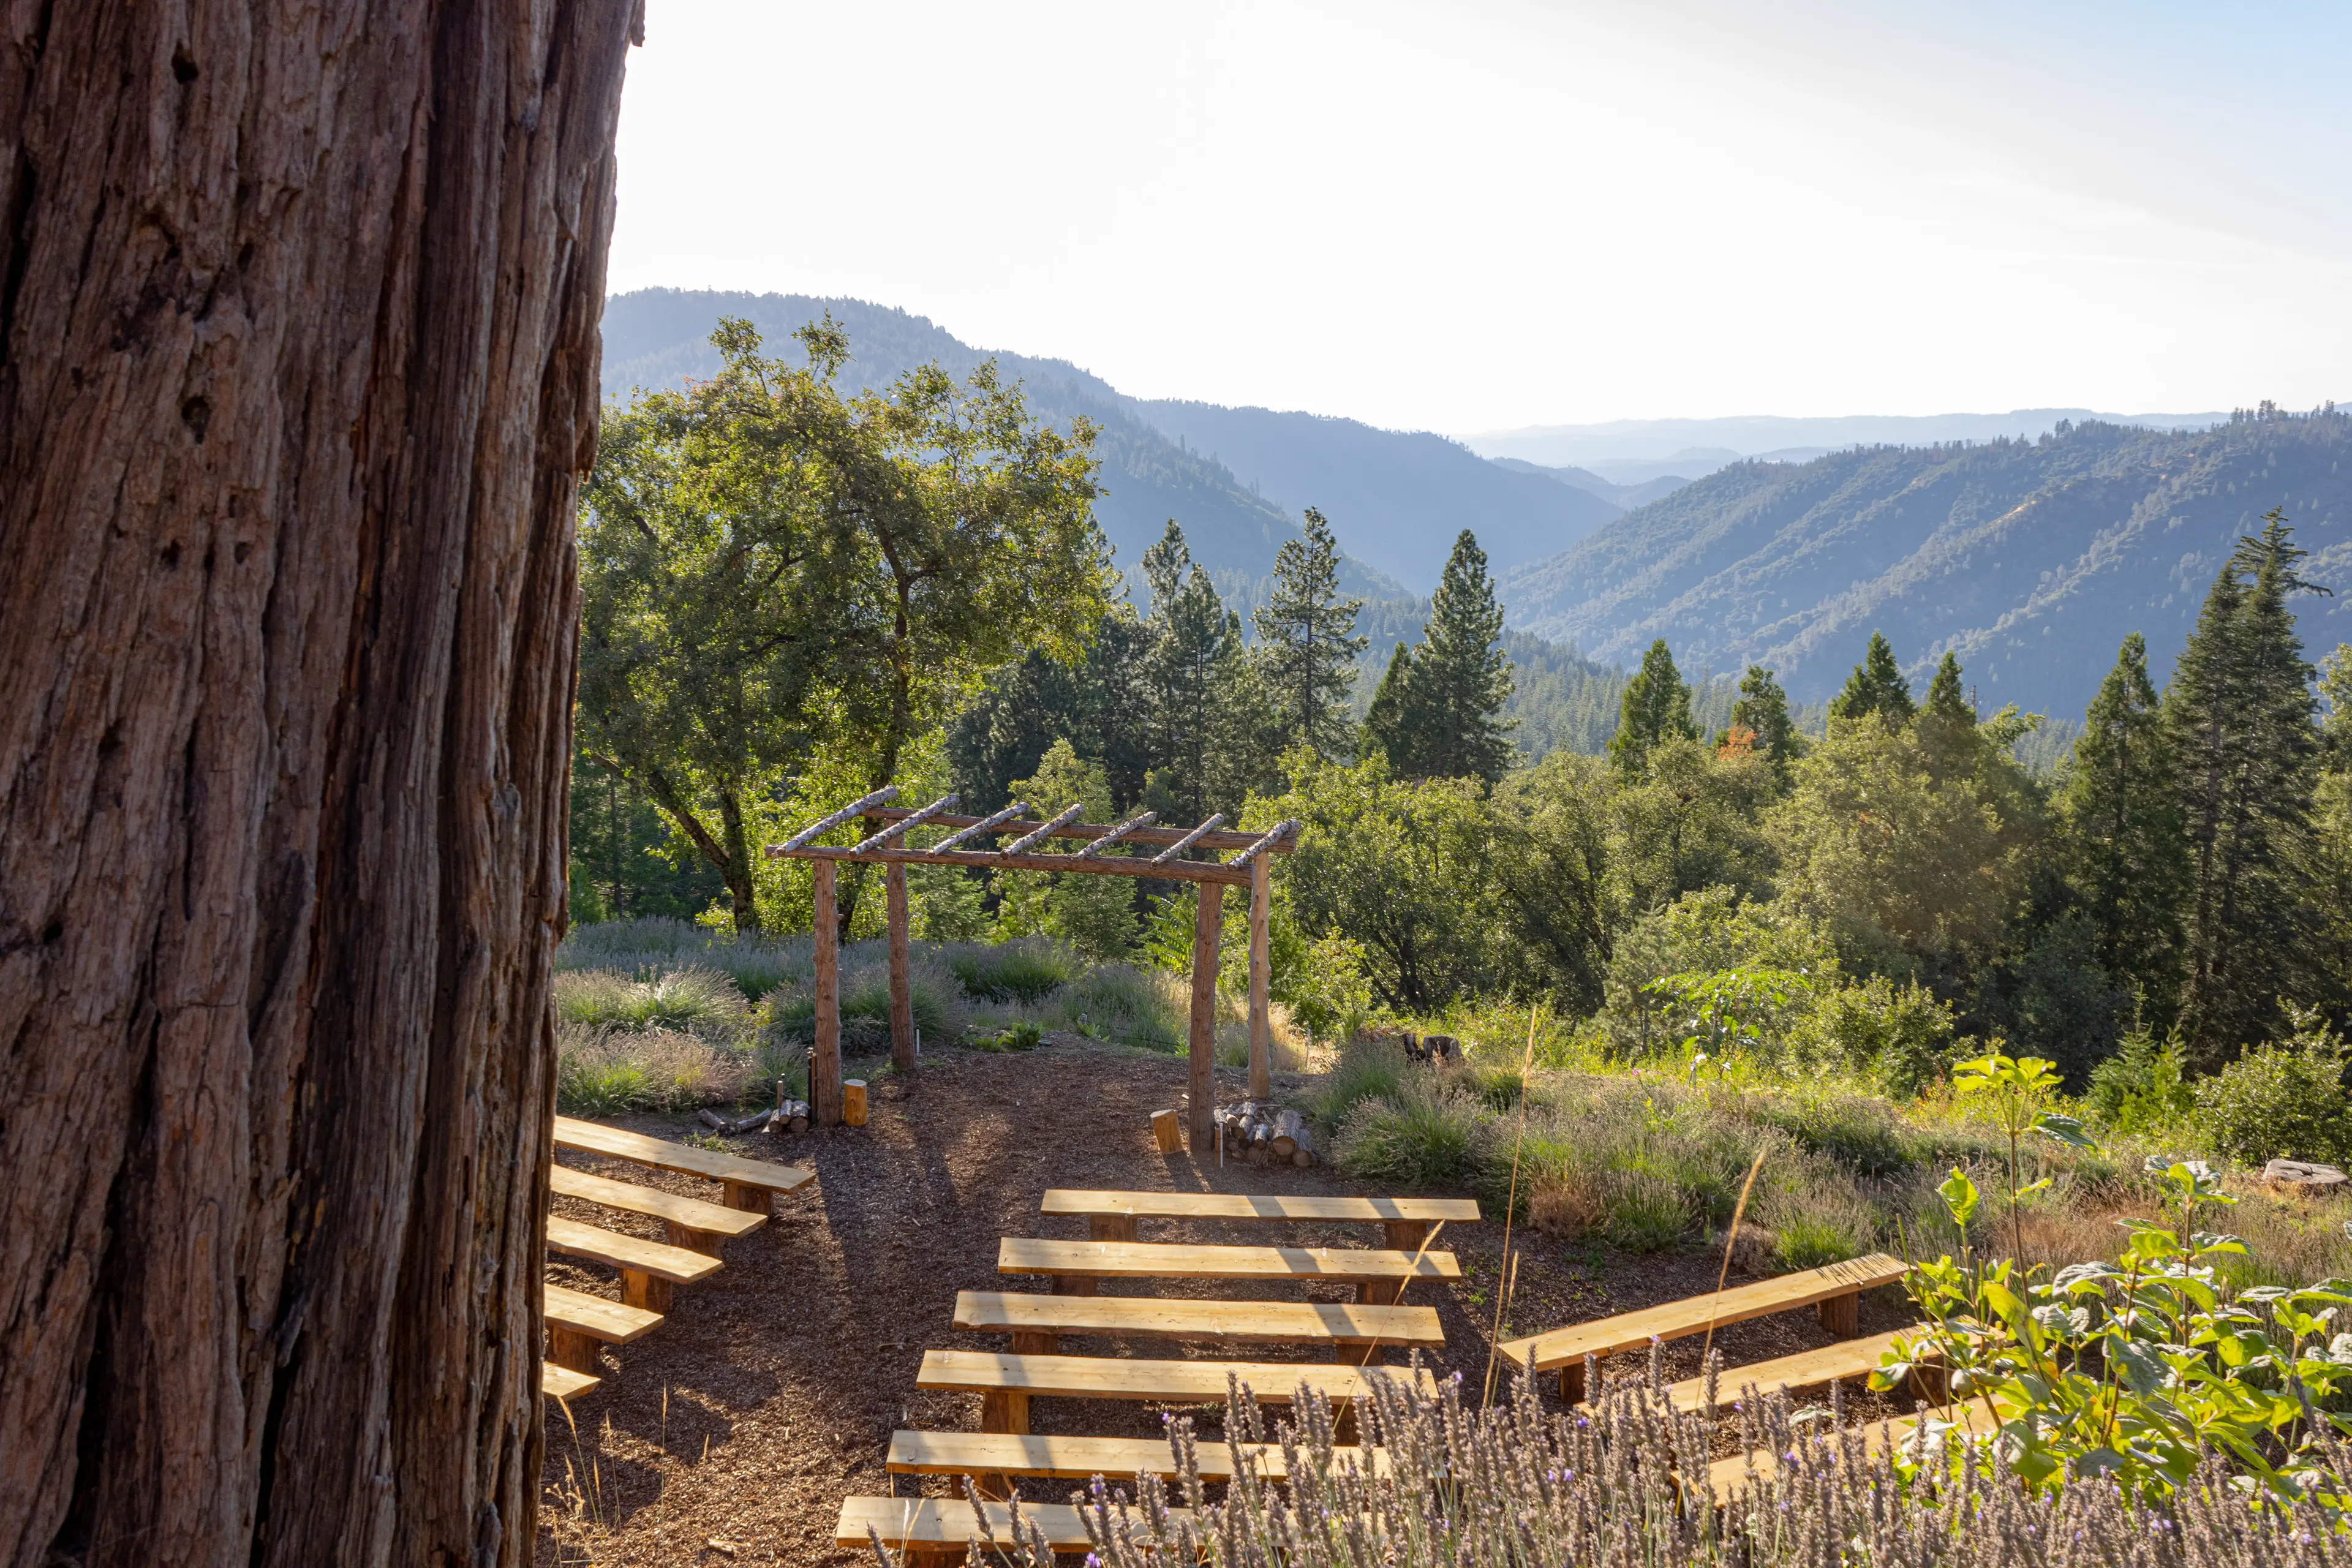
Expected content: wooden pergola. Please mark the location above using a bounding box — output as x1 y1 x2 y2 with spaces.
766 786 1295 1147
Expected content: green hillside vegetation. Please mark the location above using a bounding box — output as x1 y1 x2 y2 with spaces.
1501 405 2352 717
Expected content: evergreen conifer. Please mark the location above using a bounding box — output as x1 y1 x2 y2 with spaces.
1917 650 1979 778
1608 638 1698 776
1254 507 1367 762
1830 631 1916 725
1725 664 1803 777
1359 642 1415 772
2060 633 2187 1012
1384 531 1515 783
1139 521 1238 823
2169 510 2329 1063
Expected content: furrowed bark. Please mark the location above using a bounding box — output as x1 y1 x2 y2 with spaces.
0 4 637 1565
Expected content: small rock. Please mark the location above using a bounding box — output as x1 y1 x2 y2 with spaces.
2262 1159 2348 1194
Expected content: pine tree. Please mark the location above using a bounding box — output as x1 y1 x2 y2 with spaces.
1608 638 1698 776
1392 530 1515 783
1725 664 1802 778
1829 631 1916 726
1254 506 1367 762
2059 633 2187 1011
2169 510 2329 1063
1916 650 1978 779
1359 642 1416 771
1138 521 1235 823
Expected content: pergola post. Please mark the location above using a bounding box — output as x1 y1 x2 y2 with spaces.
1187 883 1223 1151
812 859 843 1125
1248 853 1273 1101
886 859 915 1069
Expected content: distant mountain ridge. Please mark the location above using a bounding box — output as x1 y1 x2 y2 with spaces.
1500 411 2352 718
601 289 1618 594
1466 409 2234 470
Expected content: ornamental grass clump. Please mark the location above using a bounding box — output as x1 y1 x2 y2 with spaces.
883 1366 2352 1567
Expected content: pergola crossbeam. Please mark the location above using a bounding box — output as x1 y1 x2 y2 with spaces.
1226 821 1297 867
1079 810 1157 857
779 784 900 853
928 801 1030 853
1149 813 1227 865
1003 804 1085 855
852 792 958 853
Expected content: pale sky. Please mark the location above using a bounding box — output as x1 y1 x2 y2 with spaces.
606 1 2351 434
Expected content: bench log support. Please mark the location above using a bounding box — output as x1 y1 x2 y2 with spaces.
1087 1215 1139 1244
721 1179 774 1216
665 1219 725 1254
549 1327 603 1375
1817 1291 1860 1338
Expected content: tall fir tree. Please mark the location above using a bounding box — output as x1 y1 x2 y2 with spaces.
1607 638 1698 776
1254 506 1367 762
2168 510 2328 1063
1830 631 1917 725
1138 521 1237 824
1724 663 1803 779
1917 650 1978 779
2312 645 2352 1015
1382 530 1515 784
1359 642 1416 771
2059 633 2187 1012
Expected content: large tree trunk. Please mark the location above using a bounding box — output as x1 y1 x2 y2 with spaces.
0 4 636 1566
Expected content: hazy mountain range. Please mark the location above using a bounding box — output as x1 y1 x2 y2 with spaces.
1501 411 2351 718
600 290 2343 726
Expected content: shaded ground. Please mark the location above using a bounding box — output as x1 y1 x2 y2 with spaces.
536 1041 1914 1565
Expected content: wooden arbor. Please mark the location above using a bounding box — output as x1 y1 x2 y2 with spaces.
767 787 1295 1145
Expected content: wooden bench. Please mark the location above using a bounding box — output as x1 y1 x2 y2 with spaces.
543 1282 663 1374
997 1237 1461 1306
546 1215 722 1313
917 1349 1438 1436
540 1363 601 1402
1501 1252 1905 1401
552 1114 813 1215
1659 1325 1940 1415
1042 1188 1480 1251
1705 1396 1994 1502
549 1162 768 1254
885 1429 1390 1483
952 1290 1446 1357
837 1496 1196 1563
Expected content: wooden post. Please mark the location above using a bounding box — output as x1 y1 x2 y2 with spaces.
886 859 916 1069
813 859 843 1126
1150 1109 1184 1153
1188 884 1223 1150
1817 1290 1860 1338
1248 853 1273 1101
843 1080 869 1127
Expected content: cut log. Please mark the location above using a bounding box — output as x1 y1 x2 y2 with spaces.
1271 1109 1303 1158
1151 1109 1184 1153
843 1080 870 1128
2263 1159 2349 1195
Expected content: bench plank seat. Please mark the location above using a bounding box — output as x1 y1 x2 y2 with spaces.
1042 1189 1480 1226
1501 1253 1904 1377
1659 1326 1937 1415
540 1364 601 1401
954 1290 1445 1349
998 1237 1461 1287
837 1496 1194 1554
547 1216 725 1286
549 1163 767 1245
543 1282 663 1375
552 1115 812 1214
917 1349 1435 1405
886 1429 1389 1482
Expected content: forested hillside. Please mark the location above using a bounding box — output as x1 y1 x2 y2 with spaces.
1502 407 2351 715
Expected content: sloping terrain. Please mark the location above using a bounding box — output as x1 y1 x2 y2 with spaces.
1500 412 2352 716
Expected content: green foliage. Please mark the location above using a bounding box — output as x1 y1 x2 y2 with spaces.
1724 663 1803 780
1001 740 1137 960
1333 1077 1482 1189
1358 530 1514 784
1828 630 1916 725
1306 1038 1412 1130
2192 1005 2352 1166
552 965 751 1036
578 316 1110 932
1254 507 1367 762
1607 638 1698 777
1139 521 1276 823
2060 633 2187 1014
948 940 1077 1005
2084 996 2196 1136
2169 512 2329 1067
1882 1147 2352 1506
974 1019 1045 1052
556 914 807 1001
1796 974 1958 1096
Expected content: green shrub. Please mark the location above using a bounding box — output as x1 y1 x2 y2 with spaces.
1059 963 1185 1052
552 965 750 1037
1307 1039 1411 1129
1751 1092 1911 1177
1796 974 1956 1096
976 1019 1046 1052
2083 1003 2195 1136
2193 1006 2352 1166
1754 1170 1875 1270
554 1022 756 1114
1335 1080 1483 1188
950 940 1077 1003
556 917 806 1001
1462 1057 1526 1112
1600 1170 1691 1253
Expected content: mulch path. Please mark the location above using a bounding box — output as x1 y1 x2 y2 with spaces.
535 1041 1915 1565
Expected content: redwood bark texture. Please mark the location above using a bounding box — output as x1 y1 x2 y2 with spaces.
0 4 635 1566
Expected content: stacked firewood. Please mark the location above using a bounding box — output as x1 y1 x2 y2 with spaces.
695 1093 813 1137
1214 1101 1316 1167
